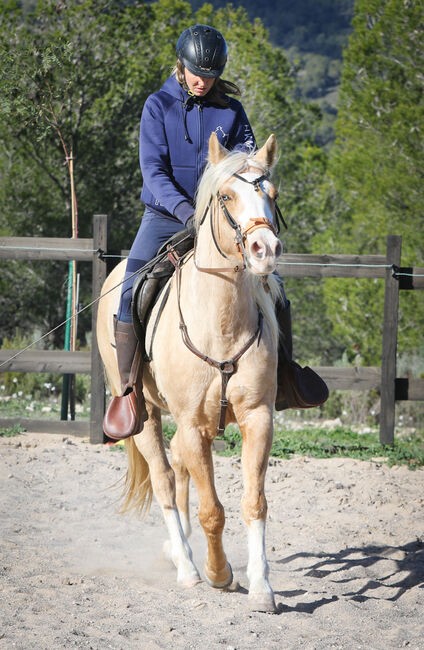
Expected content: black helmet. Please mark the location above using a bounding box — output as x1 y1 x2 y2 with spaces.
176 24 228 78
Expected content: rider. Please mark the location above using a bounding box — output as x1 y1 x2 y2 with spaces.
103 24 328 441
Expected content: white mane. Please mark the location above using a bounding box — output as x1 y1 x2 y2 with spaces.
194 149 282 350
195 149 266 227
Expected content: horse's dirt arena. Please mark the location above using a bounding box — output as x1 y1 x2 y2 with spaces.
1 431 423 650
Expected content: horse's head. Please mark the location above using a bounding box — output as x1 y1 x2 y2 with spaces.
195 133 283 275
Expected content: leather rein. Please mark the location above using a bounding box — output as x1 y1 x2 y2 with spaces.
166 169 288 434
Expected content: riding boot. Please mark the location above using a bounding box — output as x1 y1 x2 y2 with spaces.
103 318 148 440
275 300 329 411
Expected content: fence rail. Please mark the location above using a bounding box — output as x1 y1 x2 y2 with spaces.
0 225 423 444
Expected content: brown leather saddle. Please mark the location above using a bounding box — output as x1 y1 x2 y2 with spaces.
131 228 195 361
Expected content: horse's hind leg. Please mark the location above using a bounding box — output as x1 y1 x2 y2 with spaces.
133 404 200 587
180 426 232 588
240 408 277 612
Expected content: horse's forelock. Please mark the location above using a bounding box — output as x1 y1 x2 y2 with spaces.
194 149 266 227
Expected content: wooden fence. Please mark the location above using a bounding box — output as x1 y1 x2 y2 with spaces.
0 221 423 444
0 214 107 443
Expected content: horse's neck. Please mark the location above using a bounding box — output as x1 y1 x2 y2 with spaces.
188 227 258 340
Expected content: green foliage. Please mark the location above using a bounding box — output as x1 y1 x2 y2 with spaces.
0 0 327 363
217 423 424 468
0 329 90 402
189 0 354 57
314 0 424 364
189 0 355 146
162 420 177 442
0 423 24 437
0 0 167 342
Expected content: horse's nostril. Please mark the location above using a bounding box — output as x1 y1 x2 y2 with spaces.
274 240 282 258
251 241 264 259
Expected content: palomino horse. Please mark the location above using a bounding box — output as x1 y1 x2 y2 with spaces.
97 133 283 612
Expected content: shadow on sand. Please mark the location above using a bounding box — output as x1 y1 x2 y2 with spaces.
273 539 424 613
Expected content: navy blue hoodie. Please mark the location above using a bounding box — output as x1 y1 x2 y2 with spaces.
139 75 255 224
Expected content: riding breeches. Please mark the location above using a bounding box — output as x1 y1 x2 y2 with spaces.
117 209 186 323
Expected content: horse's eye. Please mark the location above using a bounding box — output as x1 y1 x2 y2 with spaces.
221 194 231 201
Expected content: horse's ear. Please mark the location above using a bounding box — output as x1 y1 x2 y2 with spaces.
209 132 227 165
254 134 277 170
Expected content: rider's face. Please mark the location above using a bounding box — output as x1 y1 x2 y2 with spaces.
184 69 216 96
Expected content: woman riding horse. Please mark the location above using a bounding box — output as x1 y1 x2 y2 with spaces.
103 24 327 440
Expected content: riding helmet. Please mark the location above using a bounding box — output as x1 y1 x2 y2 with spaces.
176 24 228 78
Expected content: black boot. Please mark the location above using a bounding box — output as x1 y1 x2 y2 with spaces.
275 301 329 411
103 319 148 440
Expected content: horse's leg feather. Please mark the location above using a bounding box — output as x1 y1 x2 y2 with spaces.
240 409 276 612
133 408 200 587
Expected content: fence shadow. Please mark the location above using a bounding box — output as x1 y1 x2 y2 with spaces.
276 538 424 605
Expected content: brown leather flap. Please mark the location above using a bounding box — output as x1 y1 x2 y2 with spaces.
281 361 329 409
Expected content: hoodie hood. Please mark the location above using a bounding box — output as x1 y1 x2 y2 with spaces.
160 75 187 101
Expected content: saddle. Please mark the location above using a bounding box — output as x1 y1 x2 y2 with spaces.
131 227 195 361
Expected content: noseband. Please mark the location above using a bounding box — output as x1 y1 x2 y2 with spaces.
195 171 287 274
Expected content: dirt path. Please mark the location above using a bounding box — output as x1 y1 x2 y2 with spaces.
1 432 424 649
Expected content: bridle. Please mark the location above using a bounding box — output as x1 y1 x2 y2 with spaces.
166 167 285 434
194 170 287 274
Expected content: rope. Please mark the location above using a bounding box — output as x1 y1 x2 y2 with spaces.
1 244 422 276
394 271 424 278
0 266 138 370
0 245 99 253
1 246 422 370
278 261 392 269
277 262 424 278
0 236 184 369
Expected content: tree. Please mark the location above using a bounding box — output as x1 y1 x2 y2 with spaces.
0 0 327 362
314 0 424 365
0 0 170 342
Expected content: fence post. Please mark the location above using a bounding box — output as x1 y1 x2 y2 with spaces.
90 215 108 443
380 235 401 444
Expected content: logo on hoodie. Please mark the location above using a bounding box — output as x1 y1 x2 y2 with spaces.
214 126 229 146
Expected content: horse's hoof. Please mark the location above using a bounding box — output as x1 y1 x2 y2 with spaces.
248 592 277 613
203 562 233 589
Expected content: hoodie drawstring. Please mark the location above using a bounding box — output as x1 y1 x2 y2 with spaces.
182 91 204 144
182 94 195 143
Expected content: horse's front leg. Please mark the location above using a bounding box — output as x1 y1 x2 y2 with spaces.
133 405 200 588
170 430 192 539
240 406 276 612
180 426 233 588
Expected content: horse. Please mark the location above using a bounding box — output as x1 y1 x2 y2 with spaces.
97 132 283 612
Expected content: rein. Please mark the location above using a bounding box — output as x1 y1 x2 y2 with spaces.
167 246 263 435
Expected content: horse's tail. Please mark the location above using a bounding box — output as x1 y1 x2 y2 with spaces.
120 437 153 516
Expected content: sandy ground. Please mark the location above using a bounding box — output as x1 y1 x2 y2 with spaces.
1 431 424 650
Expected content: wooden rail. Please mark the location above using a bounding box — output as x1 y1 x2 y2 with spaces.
1 229 423 445
0 215 107 443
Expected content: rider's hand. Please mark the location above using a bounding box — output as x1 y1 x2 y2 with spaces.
185 215 196 237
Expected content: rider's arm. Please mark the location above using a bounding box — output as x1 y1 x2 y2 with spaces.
139 95 193 224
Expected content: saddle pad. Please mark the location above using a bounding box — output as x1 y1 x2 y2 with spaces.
131 229 195 360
